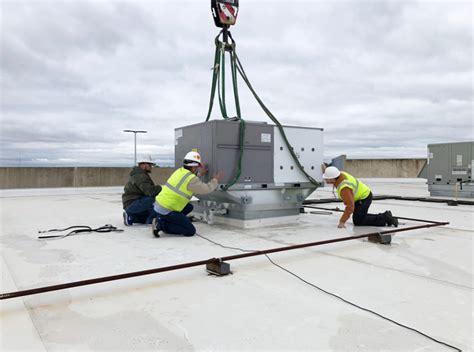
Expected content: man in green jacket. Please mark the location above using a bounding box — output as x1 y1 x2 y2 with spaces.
122 155 162 226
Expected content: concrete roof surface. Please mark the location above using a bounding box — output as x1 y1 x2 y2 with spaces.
0 179 472 351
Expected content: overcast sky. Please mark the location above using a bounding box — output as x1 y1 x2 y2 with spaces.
1 0 472 167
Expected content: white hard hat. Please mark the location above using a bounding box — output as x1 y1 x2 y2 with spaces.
183 151 202 167
137 154 156 166
322 166 341 179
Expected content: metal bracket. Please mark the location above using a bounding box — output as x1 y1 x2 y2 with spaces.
240 196 251 204
368 233 392 245
206 261 231 276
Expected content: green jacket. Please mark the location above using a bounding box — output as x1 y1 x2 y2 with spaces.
122 166 162 209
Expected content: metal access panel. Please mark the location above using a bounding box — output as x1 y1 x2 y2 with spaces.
472 142 474 174
427 143 451 184
273 126 324 184
451 142 471 181
175 120 274 185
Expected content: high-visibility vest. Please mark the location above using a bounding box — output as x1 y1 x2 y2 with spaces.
336 172 371 201
155 167 196 212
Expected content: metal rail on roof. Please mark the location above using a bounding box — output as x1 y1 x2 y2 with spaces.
303 196 474 206
302 205 448 224
0 219 448 301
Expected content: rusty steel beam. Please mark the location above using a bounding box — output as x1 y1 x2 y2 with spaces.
302 205 445 224
0 221 448 300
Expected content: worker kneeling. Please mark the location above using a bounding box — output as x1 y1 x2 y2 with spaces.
152 151 223 237
122 155 162 226
322 166 398 228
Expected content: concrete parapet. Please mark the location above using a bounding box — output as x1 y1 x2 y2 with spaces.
345 159 426 178
0 159 427 189
0 167 174 189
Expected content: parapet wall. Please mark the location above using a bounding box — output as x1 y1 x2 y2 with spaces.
0 159 427 189
345 159 426 178
0 167 174 189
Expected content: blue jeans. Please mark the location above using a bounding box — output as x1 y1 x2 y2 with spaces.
125 196 157 224
157 203 195 236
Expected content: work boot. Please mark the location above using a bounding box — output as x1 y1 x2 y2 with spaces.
123 211 133 226
152 217 161 237
384 211 398 227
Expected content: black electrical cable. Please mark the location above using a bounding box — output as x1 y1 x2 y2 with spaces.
38 224 124 240
195 233 255 252
264 255 462 352
196 233 462 352
38 225 92 233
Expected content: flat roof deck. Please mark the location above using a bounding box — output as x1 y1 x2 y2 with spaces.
1 179 472 351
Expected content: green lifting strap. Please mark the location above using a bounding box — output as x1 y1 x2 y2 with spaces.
205 30 245 190
206 32 241 121
230 45 241 119
217 41 228 118
221 118 246 191
205 30 320 190
205 43 220 122
229 32 319 187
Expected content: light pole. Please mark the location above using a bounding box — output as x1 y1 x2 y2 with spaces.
123 129 147 165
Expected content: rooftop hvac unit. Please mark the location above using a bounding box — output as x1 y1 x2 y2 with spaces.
174 119 324 227
427 141 473 198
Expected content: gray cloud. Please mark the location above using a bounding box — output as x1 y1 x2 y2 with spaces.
1 0 472 167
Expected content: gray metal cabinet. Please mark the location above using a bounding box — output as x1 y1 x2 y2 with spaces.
427 141 473 197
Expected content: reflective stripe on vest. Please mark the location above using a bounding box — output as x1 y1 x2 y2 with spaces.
155 167 196 212
165 171 194 200
336 172 371 201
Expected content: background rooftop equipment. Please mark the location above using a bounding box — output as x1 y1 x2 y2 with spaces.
427 141 473 198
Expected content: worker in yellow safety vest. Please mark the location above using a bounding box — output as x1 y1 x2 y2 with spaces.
152 151 223 237
321 165 398 228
